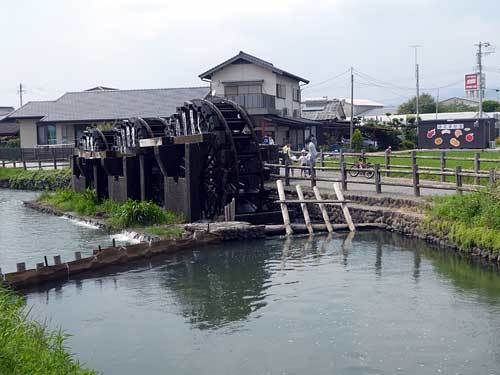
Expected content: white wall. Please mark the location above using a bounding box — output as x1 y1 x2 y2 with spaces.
19 119 38 148
209 63 302 117
210 63 276 96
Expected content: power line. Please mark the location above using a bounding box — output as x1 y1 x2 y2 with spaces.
302 68 351 90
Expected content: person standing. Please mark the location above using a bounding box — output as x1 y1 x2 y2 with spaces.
307 137 318 168
282 143 293 176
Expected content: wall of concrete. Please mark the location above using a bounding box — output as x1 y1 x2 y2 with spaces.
19 119 38 148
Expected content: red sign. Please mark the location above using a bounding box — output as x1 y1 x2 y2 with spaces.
465 73 478 90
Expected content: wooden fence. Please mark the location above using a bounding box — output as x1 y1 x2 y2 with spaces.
266 159 497 197
0 147 73 169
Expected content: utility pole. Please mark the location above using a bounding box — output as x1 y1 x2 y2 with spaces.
350 66 354 148
17 83 26 107
435 88 439 119
410 45 421 125
476 41 494 118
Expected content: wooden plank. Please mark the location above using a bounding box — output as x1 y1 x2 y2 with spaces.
295 185 313 235
276 180 293 235
275 199 351 204
313 186 333 233
333 182 355 232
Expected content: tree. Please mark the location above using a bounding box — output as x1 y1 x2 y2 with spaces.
351 129 363 151
482 100 500 112
397 93 436 114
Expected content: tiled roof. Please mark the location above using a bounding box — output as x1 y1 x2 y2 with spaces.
5 87 210 123
199 51 309 84
5 101 56 119
301 99 345 121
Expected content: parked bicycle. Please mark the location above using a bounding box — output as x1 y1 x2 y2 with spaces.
348 159 375 179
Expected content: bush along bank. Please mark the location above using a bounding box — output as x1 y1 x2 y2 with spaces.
422 185 500 259
0 168 71 190
0 285 97 375
38 189 184 237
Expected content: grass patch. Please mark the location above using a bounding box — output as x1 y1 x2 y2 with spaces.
0 286 97 375
423 185 500 254
39 189 184 230
140 225 184 239
0 168 71 190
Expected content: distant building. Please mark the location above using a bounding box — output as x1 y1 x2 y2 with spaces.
199 51 317 148
439 97 479 108
0 106 18 137
343 98 384 117
2 87 209 147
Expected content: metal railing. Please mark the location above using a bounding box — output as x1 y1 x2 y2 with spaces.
224 93 276 110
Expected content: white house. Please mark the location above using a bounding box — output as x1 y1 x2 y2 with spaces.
199 51 317 148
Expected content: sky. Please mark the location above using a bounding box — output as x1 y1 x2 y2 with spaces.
1 0 500 109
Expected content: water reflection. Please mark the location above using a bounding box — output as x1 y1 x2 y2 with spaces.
161 241 273 329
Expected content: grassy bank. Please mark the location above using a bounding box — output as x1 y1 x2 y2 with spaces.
39 189 184 234
0 286 97 375
423 185 500 254
0 168 71 190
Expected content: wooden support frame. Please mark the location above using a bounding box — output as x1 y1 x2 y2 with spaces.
313 186 333 233
295 185 313 235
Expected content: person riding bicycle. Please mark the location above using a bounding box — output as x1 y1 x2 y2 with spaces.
355 157 368 169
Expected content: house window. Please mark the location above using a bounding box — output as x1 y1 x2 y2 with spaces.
276 84 286 99
292 87 301 102
37 124 56 145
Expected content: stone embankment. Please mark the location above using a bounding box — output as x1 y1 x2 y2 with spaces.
283 186 500 265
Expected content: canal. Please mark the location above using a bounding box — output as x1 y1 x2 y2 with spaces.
2 189 500 374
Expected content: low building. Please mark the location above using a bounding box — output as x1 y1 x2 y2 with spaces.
0 106 18 137
343 98 385 117
439 97 479 108
301 97 348 146
199 51 317 148
3 87 209 148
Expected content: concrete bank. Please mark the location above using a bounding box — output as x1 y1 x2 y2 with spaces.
283 185 500 266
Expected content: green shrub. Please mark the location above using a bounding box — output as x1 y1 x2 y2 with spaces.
39 189 183 229
3 168 71 190
0 286 97 375
400 139 416 150
351 129 363 151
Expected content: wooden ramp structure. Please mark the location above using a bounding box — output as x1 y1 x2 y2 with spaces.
275 180 355 235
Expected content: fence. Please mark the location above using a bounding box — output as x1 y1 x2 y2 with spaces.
266 153 497 197
0 147 74 169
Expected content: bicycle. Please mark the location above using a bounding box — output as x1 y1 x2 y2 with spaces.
348 162 375 179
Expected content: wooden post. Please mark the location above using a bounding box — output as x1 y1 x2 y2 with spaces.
489 168 496 185
440 151 446 182
52 149 57 169
230 198 236 221
455 166 462 194
474 152 480 185
1 160 5 167
410 150 417 168
320 151 324 167
374 164 381 194
310 164 316 188
384 148 390 177
295 185 313 235
276 180 293 235
339 149 344 167
412 164 420 197
333 182 355 232
13 160 16 168
285 163 290 186
44 256 48 267
313 186 333 233
361 149 365 161
21 149 26 170
340 162 347 191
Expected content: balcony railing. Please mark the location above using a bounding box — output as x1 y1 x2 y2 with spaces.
225 93 276 111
